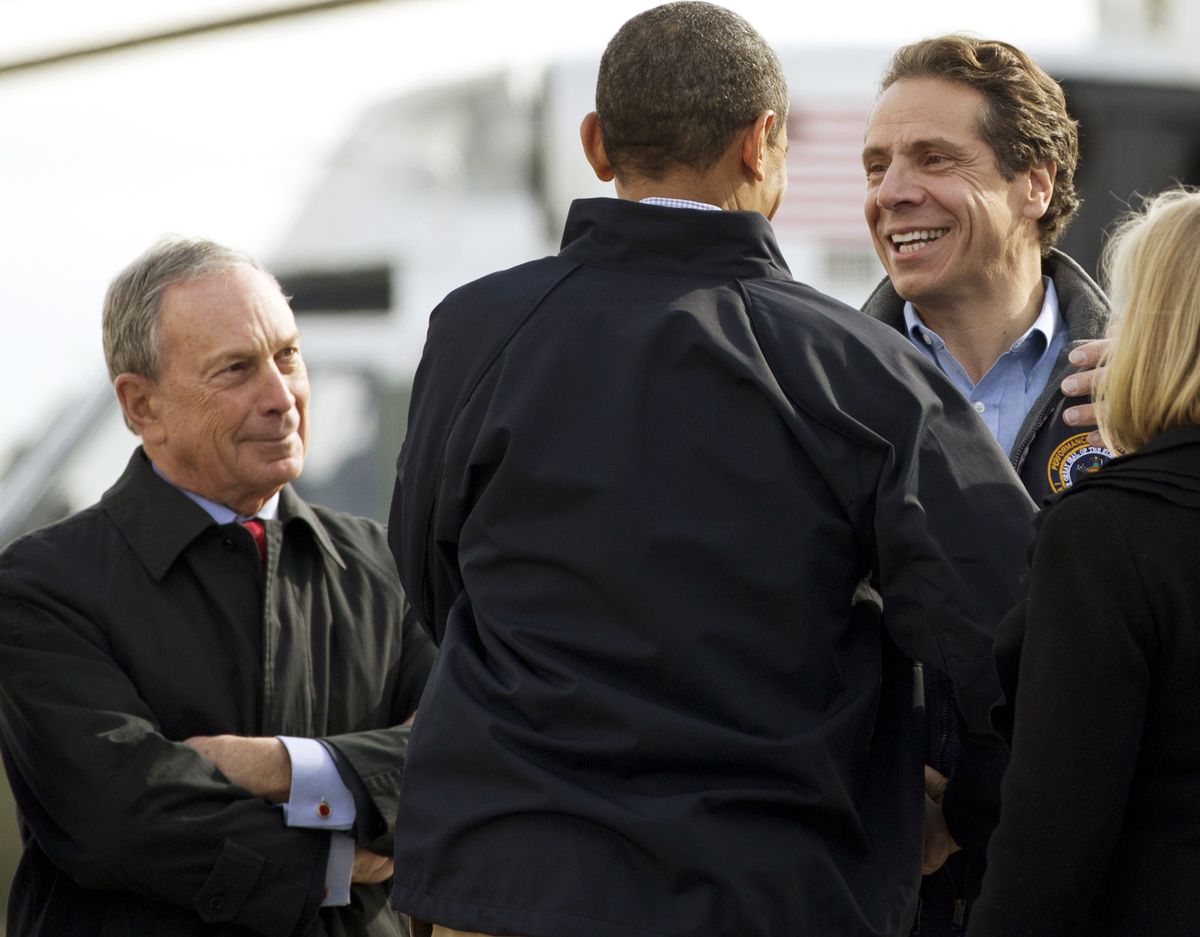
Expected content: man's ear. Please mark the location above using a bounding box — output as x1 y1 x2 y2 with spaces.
1024 160 1057 221
740 111 776 182
113 372 163 443
580 111 615 183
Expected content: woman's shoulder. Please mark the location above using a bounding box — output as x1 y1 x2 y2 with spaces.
1053 428 1200 517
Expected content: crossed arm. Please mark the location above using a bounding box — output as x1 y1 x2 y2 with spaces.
0 566 423 932
182 734 394 885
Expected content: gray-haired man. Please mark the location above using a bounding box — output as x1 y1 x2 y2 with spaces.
0 237 435 936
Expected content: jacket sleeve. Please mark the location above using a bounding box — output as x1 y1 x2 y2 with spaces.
939 596 1028 856
322 599 436 852
388 258 580 641
745 285 1035 737
0 541 327 936
765 315 1036 739
855 342 1036 738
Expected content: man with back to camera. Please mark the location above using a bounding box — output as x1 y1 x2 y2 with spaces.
0 237 435 936
387 5 1037 936
860 35 1113 935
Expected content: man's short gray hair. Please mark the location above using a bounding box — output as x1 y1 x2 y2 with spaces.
101 236 273 382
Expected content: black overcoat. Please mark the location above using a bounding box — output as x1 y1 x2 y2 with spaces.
970 425 1200 936
0 449 435 936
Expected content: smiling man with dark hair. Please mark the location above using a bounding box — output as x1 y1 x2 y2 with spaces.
860 35 1113 936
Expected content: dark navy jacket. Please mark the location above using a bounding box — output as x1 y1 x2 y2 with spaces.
388 198 1035 937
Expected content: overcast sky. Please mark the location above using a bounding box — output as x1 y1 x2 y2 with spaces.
0 0 1100 465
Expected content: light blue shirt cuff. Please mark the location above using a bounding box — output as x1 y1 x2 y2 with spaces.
322 832 355 906
277 736 356 830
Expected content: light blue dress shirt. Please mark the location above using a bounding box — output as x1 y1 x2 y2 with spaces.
152 468 357 904
903 277 1065 457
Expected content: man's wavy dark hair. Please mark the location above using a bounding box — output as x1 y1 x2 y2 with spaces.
881 35 1081 252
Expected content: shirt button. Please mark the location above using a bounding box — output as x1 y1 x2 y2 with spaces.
922 333 933 346
973 401 986 414
317 800 332 819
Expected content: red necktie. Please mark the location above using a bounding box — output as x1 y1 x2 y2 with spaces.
240 518 266 568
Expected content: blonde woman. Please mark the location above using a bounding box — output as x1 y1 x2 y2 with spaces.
969 187 1200 936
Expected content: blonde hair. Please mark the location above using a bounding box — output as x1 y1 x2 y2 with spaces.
1096 188 1200 453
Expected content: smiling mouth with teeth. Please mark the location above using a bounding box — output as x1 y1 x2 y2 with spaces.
890 229 949 255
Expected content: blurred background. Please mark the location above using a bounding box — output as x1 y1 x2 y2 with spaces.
0 0 1198 927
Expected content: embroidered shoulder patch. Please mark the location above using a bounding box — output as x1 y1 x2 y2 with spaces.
1047 432 1115 493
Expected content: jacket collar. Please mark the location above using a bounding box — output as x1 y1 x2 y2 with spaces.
101 448 344 581
1041 249 1110 344
861 249 1111 468
278 486 346 571
859 276 906 330
559 197 793 281
861 248 1109 341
